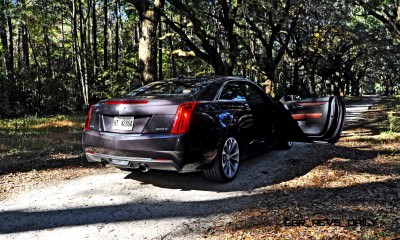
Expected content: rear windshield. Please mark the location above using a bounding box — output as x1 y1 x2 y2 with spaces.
127 81 211 97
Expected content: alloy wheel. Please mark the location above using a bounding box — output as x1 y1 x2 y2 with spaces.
221 137 240 178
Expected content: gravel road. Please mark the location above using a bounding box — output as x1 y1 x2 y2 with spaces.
0 96 379 239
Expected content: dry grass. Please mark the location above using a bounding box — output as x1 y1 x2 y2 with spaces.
31 119 80 129
0 115 104 200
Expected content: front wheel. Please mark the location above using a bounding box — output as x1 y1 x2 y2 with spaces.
203 137 240 182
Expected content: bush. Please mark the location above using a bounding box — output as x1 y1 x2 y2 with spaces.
388 112 400 132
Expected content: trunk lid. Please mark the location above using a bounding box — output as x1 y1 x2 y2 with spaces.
91 98 184 134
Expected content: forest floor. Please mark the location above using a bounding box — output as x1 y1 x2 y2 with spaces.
0 96 399 239
204 96 400 239
0 115 107 201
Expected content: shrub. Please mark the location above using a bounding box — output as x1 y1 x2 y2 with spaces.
388 111 400 132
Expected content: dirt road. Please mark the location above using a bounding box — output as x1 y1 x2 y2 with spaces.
0 97 382 239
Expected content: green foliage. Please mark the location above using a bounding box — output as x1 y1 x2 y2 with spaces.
388 111 400 132
0 0 399 117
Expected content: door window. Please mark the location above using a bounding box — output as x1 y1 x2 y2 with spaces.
219 82 246 101
243 83 265 106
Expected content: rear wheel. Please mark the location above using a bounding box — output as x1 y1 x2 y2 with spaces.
203 137 240 182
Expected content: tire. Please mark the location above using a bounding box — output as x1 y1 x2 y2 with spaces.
203 137 240 182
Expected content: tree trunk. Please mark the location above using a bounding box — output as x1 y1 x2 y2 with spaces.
17 26 22 70
20 0 29 69
166 24 176 78
158 18 163 81
136 0 165 83
103 0 108 70
115 0 120 78
0 3 10 111
351 77 360 96
2 5 15 109
78 0 89 106
6 10 14 91
72 0 88 107
220 0 240 75
61 13 66 76
43 25 54 80
92 0 98 84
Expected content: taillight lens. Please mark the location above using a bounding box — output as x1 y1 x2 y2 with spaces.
171 102 198 134
84 105 93 131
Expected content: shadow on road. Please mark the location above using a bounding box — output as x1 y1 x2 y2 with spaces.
1 172 397 234
1 141 397 234
123 143 378 192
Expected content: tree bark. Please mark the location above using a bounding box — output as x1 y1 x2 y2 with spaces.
5 7 14 92
115 0 120 77
43 25 54 80
158 18 163 80
0 2 10 110
61 13 66 76
135 0 165 83
103 0 108 70
20 0 29 69
92 0 98 83
167 25 177 78
78 0 89 106
72 0 88 107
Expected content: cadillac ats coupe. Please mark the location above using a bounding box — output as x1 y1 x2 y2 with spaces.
82 76 345 182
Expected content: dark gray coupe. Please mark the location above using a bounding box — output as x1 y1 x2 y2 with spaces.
82 76 345 182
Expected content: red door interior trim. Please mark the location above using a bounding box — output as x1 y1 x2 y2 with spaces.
291 113 323 121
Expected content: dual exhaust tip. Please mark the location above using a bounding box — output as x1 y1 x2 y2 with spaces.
138 163 150 173
101 159 150 173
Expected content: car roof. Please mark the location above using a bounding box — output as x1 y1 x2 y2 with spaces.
162 76 251 84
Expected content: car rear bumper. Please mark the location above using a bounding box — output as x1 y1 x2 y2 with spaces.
86 152 179 171
82 130 202 172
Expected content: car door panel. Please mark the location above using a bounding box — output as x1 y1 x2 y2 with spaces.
243 82 274 143
278 96 345 143
216 82 255 147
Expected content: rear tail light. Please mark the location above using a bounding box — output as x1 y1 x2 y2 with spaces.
84 105 93 131
171 102 198 134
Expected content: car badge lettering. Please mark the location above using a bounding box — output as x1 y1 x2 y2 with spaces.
116 105 125 113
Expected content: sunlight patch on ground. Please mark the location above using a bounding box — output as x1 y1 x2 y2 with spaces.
341 128 375 137
273 157 398 190
31 120 80 129
48 153 81 160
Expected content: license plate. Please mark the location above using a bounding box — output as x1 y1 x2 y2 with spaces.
112 116 134 130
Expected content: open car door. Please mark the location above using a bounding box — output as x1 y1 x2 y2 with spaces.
276 96 345 144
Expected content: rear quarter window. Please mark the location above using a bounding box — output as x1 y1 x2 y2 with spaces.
196 83 221 101
128 81 212 97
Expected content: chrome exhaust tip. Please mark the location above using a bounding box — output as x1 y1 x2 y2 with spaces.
138 163 149 173
101 159 110 167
